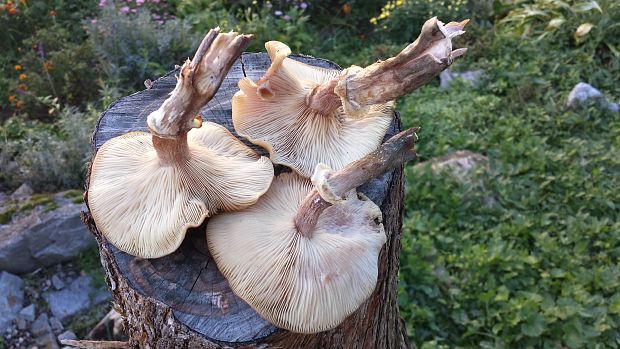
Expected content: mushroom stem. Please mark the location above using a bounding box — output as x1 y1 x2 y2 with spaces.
147 28 252 138
335 17 468 115
294 127 419 238
306 79 341 114
152 134 190 166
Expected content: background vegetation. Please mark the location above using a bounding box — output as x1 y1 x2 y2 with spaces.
1 0 618 347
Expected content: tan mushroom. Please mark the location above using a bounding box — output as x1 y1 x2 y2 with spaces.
232 17 467 178
207 128 418 333
87 29 274 258
232 41 394 178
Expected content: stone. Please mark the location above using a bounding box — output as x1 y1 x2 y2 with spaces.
0 271 24 334
566 82 619 112
49 316 64 334
31 314 51 337
57 330 76 341
0 196 96 274
11 183 33 202
51 275 65 290
19 304 36 322
44 275 93 322
440 68 483 89
16 316 28 330
423 150 489 182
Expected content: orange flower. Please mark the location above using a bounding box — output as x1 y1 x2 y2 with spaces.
19 73 27 80
8 7 17 15
15 100 24 109
43 61 53 71
49 10 56 17
8 95 16 104
14 64 22 70
342 3 351 14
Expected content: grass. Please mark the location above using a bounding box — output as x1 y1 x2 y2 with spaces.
396 51 620 347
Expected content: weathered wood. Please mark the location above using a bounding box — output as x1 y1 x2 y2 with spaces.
83 53 409 348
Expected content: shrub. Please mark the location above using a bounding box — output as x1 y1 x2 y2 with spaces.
87 4 198 92
0 99 98 192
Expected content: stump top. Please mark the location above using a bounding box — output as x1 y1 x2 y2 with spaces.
91 53 398 344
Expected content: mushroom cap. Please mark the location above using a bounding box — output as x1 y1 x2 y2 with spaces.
207 173 386 333
88 122 274 258
232 41 394 178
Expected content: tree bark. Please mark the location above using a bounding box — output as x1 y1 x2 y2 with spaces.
82 53 410 348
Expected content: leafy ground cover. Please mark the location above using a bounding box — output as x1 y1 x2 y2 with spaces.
1 0 619 347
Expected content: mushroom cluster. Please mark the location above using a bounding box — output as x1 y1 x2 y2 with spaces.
87 17 467 335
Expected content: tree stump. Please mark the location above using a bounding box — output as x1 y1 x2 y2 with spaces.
82 53 410 348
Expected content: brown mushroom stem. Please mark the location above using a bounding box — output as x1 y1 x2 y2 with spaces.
294 127 419 238
336 18 468 112
147 28 252 138
152 134 190 166
309 17 468 116
306 79 341 113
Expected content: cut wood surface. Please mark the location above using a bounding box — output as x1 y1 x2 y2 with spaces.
83 53 409 348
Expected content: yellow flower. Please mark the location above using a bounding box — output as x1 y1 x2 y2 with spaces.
14 64 22 70
370 17 378 24
19 73 27 80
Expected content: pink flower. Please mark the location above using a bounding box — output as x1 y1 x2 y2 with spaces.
120 6 130 13
91 18 97 24
98 0 107 8
136 0 144 4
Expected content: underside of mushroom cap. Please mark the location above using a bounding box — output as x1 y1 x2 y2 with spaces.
88 122 274 258
207 173 386 333
232 41 394 178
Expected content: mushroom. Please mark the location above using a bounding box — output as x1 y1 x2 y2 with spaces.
232 17 467 178
207 127 418 333
232 41 394 178
87 29 274 258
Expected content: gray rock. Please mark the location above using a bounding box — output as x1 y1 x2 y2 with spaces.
566 82 619 112
36 331 60 349
49 316 64 334
424 150 489 183
57 330 76 341
440 68 484 89
92 289 112 306
31 314 51 337
16 316 28 330
0 198 95 274
19 303 36 322
0 271 24 334
51 275 65 290
44 276 93 322
11 183 33 202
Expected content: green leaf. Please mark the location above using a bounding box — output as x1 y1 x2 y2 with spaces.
521 313 546 337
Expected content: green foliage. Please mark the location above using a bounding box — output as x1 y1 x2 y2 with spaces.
0 0 99 115
172 0 314 53
87 5 198 92
397 31 620 347
369 0 495 45
0 99 97 191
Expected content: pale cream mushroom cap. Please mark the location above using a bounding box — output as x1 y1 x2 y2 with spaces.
88 122 274 258
232 41 394 178
207 173 386 333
